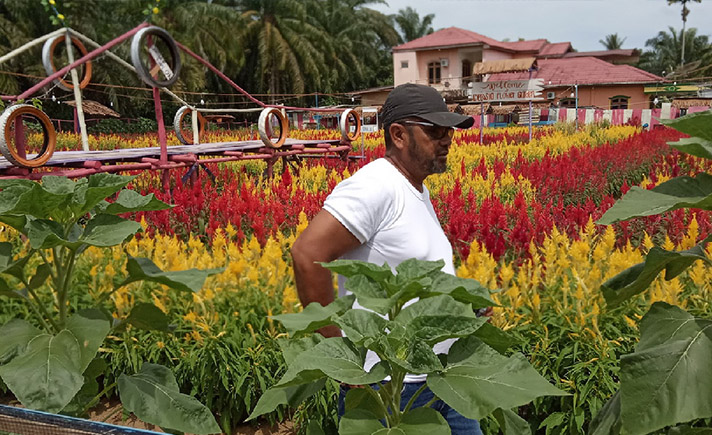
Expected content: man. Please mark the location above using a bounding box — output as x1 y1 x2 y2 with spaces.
290 83 481 434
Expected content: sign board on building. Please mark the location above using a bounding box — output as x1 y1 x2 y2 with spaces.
468 79 544 102
361 107 379 133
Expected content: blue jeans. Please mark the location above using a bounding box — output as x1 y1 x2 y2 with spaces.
338 382 483 435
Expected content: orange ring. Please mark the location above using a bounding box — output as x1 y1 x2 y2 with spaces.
0 105 56 168
340 109 361 142
48 36 92 90
175 107 206 144
258 108 289 149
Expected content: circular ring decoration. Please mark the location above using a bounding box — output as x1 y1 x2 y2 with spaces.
258 107 288 149
41 35 93 91
130 26 181 88
0 104 57 168
173 106 206 145
339 108 361 142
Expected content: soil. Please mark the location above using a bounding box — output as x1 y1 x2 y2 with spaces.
0 394 295 435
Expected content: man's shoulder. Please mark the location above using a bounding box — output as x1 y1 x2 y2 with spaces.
342 158 398 185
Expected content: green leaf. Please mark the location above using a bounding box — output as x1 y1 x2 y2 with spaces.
345 275 400 315
667 426 712 435
28 263 51 290
344 387 383 417
339 409 385 434
65 309 111 373
667 137 712 160
123 256 223 293
126 303 170 331
0 276 25 299
272 294 355 336
71 174 135 217
306 420 326 435
103 189 171 215
601 245 710 307
427 337 568 420
322 259 394 282
335 309 388 346
247 379 326 421
589 391 622 435
24 218 68 249
62 357 108 416
494 408 532 435
597 174 712 225
427 273 495 309
662 110 712 142
393 295 486 345
0 330 83 413
340 407 450 435
118 363 220 434
283 337 389 386
395 258 445 282
0 319 42 364
373 333 442 374
537 411 565 432
278 335 323 365
618 303 712 434
80 214 141 247
471 322 519 354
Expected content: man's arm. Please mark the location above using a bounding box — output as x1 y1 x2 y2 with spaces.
291 209 362 338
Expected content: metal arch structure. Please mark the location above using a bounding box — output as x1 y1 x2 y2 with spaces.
0 22 362 184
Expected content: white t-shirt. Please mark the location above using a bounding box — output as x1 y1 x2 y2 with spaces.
323 158 455 383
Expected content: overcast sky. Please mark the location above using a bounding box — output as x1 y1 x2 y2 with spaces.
370 0 712 52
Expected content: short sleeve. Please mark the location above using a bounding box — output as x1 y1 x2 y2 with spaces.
323 171 391 244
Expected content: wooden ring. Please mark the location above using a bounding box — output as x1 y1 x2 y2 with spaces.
258 108 288 148
42 35 92 91
340 108 361 142
0 105 56 168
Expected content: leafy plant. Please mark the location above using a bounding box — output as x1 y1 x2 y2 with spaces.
0 174 221 434
247 258 568 433
593 110 712 434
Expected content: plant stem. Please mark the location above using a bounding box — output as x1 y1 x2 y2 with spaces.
58 248 78 328
37 249 58 283
402 382 428 414
20 277 59 333
79 381 116 416
363 385 390 423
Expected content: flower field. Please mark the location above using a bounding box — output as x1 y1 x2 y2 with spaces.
2 123 711 433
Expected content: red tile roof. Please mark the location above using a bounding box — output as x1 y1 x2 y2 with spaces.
499 39 548 52
488 57 662 85
393 27 511 51
538 42 573 57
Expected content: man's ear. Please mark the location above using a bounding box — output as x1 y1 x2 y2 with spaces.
389 123 408 151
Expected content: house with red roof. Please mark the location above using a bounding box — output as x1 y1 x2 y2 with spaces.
392 27 661 110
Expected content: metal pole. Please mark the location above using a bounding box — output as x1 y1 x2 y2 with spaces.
528 69 533 143
574 84 579 129
480 102 484 143
315 93 320 130
65 30 90 151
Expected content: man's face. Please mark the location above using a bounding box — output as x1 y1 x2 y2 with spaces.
403 119 454 176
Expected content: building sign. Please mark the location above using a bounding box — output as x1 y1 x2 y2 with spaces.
361 107 379 133
643 84 700 94
469 79 544 102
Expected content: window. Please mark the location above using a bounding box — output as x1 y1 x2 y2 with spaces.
610 95 629 110
428 61 441 84
401 60 408 68
559 98 577 108
462 60 472 85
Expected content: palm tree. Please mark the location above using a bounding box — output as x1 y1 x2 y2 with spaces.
599 33 627 50
309 0 399 93
667 0 702 65
638 26 712 78
392 6 434 43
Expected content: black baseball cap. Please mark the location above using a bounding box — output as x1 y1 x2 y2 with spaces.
381 83 474 129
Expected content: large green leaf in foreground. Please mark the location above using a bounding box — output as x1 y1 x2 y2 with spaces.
598 173 712 225
121 256 223 293
118 363 220 434
600 244 711 307
0 330 83 413
618 303 712 434
339 407 450 435
0 319 42 364
427 337 567 420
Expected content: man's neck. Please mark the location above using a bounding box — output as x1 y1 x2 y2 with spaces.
384 155 424 192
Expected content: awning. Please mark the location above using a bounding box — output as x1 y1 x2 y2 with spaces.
65 100 120 118
672 99 712 109
461 104 490 116
490 104 521 115
472 58 537 75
